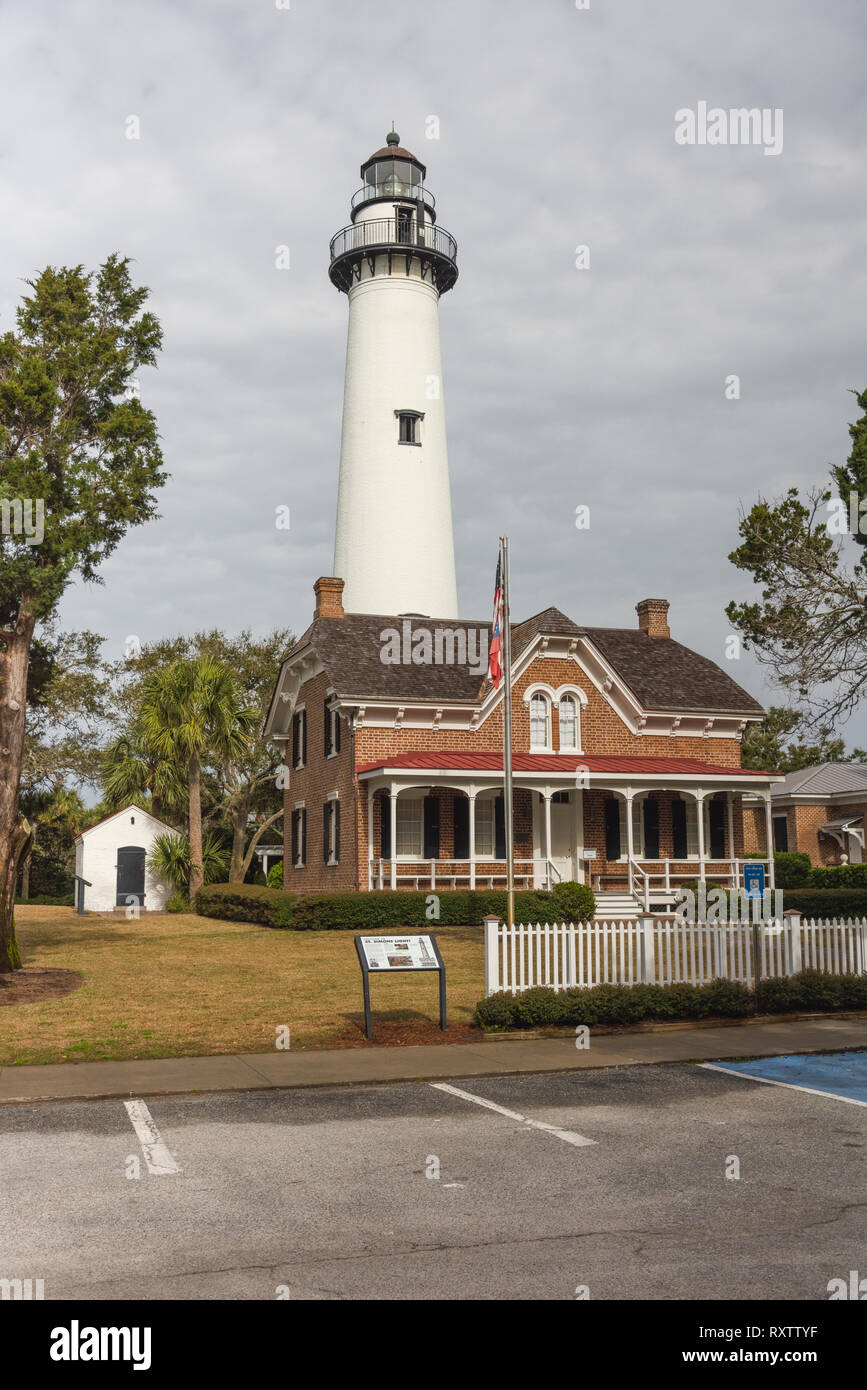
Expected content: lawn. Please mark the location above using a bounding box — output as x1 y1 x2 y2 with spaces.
0 907 486 1065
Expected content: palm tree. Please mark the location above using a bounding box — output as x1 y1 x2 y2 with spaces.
148 830 229 893
102 731 186 820
137 658 257 898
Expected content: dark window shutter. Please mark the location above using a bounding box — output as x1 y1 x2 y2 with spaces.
324 700 331 756
300 710 306 765
334 800 340 861
301 808 307 865
423 796 440 860
291 809 298 863
334 708 340 754
643 798 660 860
323 802 330 862
380 794 391 860
671 799 687 859
291 715 299 769
494 796 506 860
453 795 470 859
709 800 726 859
604 798 621 860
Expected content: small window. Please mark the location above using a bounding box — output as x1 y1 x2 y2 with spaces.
475 799 494 857
396 798 423 857
558 695 579 750
396 410 423 446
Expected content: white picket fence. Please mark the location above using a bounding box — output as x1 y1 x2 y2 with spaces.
483 914 867 996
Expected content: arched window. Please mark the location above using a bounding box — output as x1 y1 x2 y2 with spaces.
530 693 550 749
558 695 579 750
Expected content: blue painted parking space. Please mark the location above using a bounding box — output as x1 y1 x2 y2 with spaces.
702 1051 867 1106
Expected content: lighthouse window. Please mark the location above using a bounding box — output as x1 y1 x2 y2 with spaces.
396 410 423 446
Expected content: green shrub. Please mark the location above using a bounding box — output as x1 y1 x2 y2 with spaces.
282 887 555 932
773 852 813 888
513 986 568 1028
700 978 754 1017
194 883 296 928
838 974 867 1009
784 969 843 1012
166 893 190 913
14 893 74 907
810 863 867 889
267 860 284 888
551 880 596 922
756 976 794 1013
473 992 517 1031
779 889 867 918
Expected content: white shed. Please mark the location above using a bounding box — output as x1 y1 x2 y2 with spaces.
74 804 178 913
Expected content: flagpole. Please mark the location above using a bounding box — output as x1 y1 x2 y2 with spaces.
501 535 515 928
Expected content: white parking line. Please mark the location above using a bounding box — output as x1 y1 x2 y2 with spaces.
700 1063 867 1108
123 1099 183 1174
429 1082 596 1147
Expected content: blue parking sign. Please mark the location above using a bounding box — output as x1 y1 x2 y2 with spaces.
744 863 766 898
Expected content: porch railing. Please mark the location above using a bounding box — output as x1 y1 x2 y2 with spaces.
369 858 536 891
608 857 773 903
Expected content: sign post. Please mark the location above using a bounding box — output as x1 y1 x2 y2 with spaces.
354 934 446 1040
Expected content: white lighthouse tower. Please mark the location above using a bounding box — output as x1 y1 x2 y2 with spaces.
329 130 459 618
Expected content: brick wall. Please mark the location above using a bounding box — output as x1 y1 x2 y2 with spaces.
281 670 359 893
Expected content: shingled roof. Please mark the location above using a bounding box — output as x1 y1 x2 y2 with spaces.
279 605 763 716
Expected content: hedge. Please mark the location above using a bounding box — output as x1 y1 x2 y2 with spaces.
773 852 813 888
194 881 596 931
193 883 296 928
779 889 867 918
14 893 75 907
473 969 867 1031
809 863 867 890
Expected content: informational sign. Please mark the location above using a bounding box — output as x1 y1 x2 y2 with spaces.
354 934 446 1040
357 934 439 972
744 863 766 899
582 849 597 861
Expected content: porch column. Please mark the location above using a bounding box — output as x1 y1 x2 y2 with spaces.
389 785 398 891
726 791 735 886
695 789 707 883
625 789 635 896
543 791 553 887
367 784 374 891
468 789 477 890
574 790 583 884
764 793 776 890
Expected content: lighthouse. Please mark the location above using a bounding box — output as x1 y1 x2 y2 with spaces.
329 130 459 619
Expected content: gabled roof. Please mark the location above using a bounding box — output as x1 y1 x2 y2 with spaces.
770 762 867 799
276 606 763 716
74 803 179 842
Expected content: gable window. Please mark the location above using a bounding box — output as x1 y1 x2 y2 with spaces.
530 693 551 749
291 708 306 770
558 695 579 751
395 409 423 446
324 698 341 757
323 798 340 865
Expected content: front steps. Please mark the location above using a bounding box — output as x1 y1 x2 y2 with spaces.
592 890 644 919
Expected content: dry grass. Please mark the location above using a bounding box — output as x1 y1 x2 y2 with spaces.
1 907 486 1065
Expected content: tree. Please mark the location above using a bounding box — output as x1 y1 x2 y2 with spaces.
136 657 257 898
741 706 867 773
22 626 112 799
727 389 867 728
0 256 165 971
107 628 291 880
148 830 228 895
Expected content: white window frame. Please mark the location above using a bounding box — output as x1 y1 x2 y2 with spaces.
558 694 580 751
474 797 495 859
529 693 551 751
395 797 423 859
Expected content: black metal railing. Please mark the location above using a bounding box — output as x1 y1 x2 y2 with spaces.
351 182 435 210
329 218 457 266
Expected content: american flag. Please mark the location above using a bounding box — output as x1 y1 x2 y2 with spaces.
488 553 504 688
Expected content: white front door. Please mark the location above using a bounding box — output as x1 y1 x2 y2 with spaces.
534 792 584 886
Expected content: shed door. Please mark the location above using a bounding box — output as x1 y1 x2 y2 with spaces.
116 846 146 907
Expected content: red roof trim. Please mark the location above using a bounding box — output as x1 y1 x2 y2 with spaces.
356 751 775 777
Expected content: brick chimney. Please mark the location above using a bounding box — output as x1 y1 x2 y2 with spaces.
314 576 345 620
636 598 670 638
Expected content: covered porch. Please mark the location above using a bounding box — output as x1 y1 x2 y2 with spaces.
357 752 781 907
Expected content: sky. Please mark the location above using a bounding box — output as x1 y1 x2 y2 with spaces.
2 0 866 744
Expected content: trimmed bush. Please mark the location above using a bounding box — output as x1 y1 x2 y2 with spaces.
194 883 296 928
810 863 867 890
473 976 756 1030
14 893 74 907
551 880 596 922
773 852 813 888
779 889 867 918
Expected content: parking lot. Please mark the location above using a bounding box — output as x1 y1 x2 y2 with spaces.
1 1054 865 1301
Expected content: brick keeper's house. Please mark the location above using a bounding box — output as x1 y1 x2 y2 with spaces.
264 130 781 914
264 580 781 915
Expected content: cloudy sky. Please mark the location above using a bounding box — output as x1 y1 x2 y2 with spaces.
3 0 866 741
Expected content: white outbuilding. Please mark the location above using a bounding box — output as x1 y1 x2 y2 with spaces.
73 804 177 913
